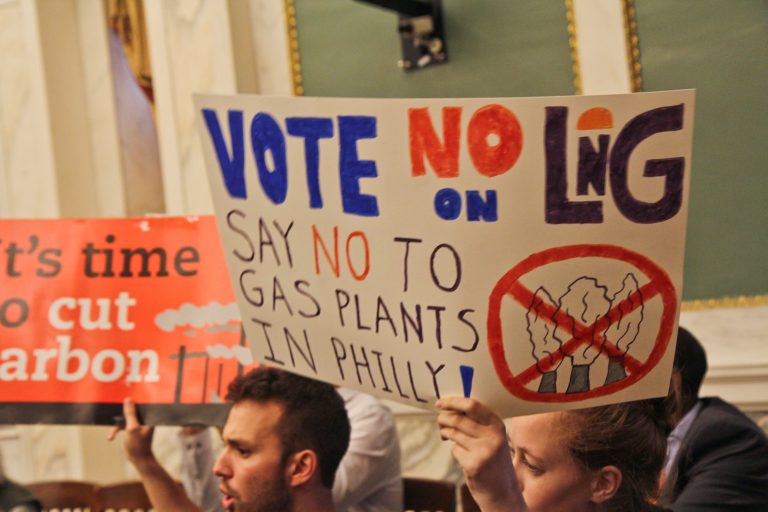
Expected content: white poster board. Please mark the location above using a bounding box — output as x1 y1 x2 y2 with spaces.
195 91 694 417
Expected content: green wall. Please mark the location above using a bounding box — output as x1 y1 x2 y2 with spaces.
294 0 573 98
637 0 768 300
294 0 768 300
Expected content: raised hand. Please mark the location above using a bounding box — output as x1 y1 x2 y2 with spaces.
107 398 156 471
107 399 201 512
436 397 526 512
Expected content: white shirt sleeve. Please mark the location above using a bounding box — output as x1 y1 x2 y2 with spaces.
333 389 403 512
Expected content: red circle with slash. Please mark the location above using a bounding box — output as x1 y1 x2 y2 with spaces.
487 244 677 402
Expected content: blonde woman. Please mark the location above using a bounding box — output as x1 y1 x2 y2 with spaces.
437 398 671 512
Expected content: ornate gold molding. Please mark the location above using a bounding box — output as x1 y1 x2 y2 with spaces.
566 0 642 94
565 0 582 95
107 0 153 101
284 0 304 96
682 294 768 311
621 0 642 92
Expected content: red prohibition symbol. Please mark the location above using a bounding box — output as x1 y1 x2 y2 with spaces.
486 244 678 402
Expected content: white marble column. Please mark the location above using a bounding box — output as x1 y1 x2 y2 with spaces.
77 0 129 217
0 0 133 219
0 0 129 484
0 0 60 218
142 0 293 216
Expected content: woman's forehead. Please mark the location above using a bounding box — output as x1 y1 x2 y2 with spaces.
506 412 568 448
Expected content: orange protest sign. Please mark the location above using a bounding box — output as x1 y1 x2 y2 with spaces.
0 216 253 425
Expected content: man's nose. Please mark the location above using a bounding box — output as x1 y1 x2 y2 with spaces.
213 451 231 478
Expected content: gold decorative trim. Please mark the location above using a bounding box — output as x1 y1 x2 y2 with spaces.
621 0 642 92
284 0 304 96
108 0 153 101
682 294 768 311
565 0 582 95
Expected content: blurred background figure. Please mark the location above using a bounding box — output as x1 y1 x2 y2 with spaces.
660 327 768 511
0 452 41 512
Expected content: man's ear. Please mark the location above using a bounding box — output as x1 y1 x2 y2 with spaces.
589 465 622 504
286 449 318 487
668 369 685 426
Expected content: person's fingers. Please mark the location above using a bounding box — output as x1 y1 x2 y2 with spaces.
439 426 479 451
106 425 120 441
437 396 497 425
463 400 497 425
123 397 140 429
436 409 461 428
437 410 486 439
436 395 470 412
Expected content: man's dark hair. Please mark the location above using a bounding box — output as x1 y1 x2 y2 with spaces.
226 367 350 489
673 327 708 406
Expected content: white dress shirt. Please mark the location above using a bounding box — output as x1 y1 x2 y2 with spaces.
663 400 703 478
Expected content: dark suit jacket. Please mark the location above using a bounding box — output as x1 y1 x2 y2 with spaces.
0 479 41 512
662 397 768 512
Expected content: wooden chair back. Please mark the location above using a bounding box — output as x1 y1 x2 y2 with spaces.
26 481 99 512
402 477 456 512
97 481 152 512
459 483 481 512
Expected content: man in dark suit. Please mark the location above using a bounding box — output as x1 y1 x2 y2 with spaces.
660 327 768 511
0 454 40 512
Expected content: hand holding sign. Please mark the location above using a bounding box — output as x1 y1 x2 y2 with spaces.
108 398 202 512
436 396 525 512
107 398 155 470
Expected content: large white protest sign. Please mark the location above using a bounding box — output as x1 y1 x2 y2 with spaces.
195 91 694 417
